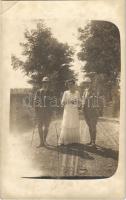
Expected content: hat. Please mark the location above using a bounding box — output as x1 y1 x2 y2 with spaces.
65 79 75 86
83 77 91 83
42 77 50 82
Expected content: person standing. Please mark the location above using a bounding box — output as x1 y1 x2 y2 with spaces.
34 77 53 147
58 79 81 146
82 77 99 147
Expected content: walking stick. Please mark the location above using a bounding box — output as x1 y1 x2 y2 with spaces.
31 125 36 146
31 116 37 146
31 99 38 146
54 121 60 178
80 120 82 139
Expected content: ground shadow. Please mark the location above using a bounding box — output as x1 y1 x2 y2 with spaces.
73 143 118 160
45 143 118 160
45 144 94 160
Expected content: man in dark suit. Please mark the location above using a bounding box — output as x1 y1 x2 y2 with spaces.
34 77 54 147
82 77 99 147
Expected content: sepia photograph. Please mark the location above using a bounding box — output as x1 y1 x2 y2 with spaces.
10 20 120 179
1 0 125 198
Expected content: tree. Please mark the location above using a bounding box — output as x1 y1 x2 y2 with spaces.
78 20 121 107
78 20 120 88
11 21 74 95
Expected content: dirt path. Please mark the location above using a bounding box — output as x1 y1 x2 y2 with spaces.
10 118 119 179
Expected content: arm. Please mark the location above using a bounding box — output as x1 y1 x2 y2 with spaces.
82 88 89 108
61 91 67 107
82 91 86 108
77 91 82 108
33 90 41 110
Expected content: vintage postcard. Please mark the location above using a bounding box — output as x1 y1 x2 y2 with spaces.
0 0 125 199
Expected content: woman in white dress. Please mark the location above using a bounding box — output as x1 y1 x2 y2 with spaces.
58 79 81 146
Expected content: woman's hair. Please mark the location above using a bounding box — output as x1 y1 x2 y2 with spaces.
65 79 75 87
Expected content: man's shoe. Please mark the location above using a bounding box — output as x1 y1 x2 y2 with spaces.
36 143 44 148
91 143 96 148
86 141 92 146
57 144 64 148
43 140 48 146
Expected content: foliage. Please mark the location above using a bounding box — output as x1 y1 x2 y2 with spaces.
11 22 74 95
78 20 120 83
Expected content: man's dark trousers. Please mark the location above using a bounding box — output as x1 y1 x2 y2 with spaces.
34 89 53 145
83 102 98 144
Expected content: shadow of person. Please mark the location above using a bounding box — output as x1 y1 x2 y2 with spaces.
74 143 118 160
45 143 118 160
45 143 94 160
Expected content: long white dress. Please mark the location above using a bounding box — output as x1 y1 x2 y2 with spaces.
58 90 81 145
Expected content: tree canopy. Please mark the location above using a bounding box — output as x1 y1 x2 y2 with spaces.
11 22 74 95
78 20 120 83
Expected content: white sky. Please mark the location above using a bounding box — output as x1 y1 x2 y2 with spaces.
2 1 120 88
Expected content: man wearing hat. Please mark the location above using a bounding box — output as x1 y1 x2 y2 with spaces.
82 77 99 147
34 76 54 147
